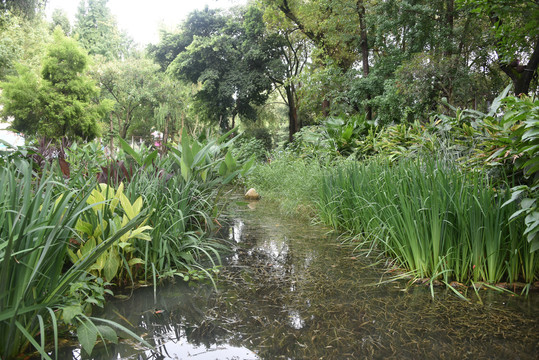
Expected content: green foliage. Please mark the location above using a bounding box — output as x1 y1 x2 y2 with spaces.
0 14 50 80
68 182 152 284
478 95 539 252
162 6 280 130
0 64 41 134
0 0 45 19
73 0 132 60
50 9 71 35
168 129 254 185
429 89 539 253
0 159 149 358
91 56 161 139
115 131 253 279
247 151 326 215
1 28 108 141
318 158 537 286
458 0 539 63
233 136 268 163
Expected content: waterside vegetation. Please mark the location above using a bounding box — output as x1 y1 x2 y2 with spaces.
248 93 539 294
1 0 538 357
0 130 254 358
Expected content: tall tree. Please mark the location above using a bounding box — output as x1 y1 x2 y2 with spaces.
457 0 539 95
262 2 311 141
1 28 107 141
91 56 160 139
50 8 71 36
0 13 50 80
161 6 279 131
0 0 45 19
73 0 132 60
265 0 374 119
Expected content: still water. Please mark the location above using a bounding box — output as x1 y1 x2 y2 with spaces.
74 198 538 359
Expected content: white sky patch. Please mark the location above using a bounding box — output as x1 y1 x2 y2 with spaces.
45 0 247 45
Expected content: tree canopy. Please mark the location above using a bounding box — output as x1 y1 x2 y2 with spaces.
154 6 281 131
1 0 538 143
1 28 107 141
73 0 132 60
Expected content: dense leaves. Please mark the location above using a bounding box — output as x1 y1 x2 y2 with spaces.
1 28 107 141
158 6 280 130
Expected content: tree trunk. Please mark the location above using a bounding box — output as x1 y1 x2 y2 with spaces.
500 37 539 96
219 113 228 132
357 0 372 120
322 99 330 117
286 85 299 143
109 113 114 157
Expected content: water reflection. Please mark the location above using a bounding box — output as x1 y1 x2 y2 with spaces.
77 198 537 360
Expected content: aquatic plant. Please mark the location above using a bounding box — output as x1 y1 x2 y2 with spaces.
318 158 537 286
0 159 149 358
246 151 327 215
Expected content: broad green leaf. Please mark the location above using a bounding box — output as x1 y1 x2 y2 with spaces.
224 151 236 170
142 150 159 168
180 158 191 181
80 238 97 257
103 251 120 281
129 225 152 240
67 248 79 263
502 189 525 207
132 197 143 216
218 161 227 176
119 137 142 166
241 156 256 177
75 219 93 236
521 198 536 210
78 320 97 355
62 305 83 324
201 168 208 182
96 325 118 344
85 297 100 305
128 258 145 266
119 193 135 220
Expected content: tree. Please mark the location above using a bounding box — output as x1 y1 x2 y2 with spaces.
158 6 279 131
50 8 71 36
457 0 539 95
0 13 50 80
1 28 107 141
262 2 311 142
264 0 374 120
0 0 45 20
91 56 160 139
73 0 132 60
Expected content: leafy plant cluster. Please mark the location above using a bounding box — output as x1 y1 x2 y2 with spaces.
0 130 253 358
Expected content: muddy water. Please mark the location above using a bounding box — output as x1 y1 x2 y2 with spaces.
81 199 537 359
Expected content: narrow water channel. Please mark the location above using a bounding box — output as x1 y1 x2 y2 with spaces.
73 198 538 359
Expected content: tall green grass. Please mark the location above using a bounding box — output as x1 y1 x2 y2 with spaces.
246 152 327 215
318 158 537 285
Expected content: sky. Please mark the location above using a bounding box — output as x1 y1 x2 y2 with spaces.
45 0 248 46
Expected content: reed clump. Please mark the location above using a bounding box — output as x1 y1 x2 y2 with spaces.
318 158 537 287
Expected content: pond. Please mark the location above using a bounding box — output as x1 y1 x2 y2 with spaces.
67 198 538 359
